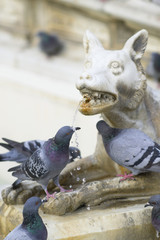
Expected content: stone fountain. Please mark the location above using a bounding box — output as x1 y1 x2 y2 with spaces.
1 29 160 239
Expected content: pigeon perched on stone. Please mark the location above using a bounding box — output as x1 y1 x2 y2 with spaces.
146 52 160 86
96 120 160 181
36 31 63 57
4 196 47 240
145 195 160 238
2 125 80 198
0 138 81 164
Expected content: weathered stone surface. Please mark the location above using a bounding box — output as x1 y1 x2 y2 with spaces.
0 198 156 240
1 0 159 51
1 182 44 205
2 172 160 216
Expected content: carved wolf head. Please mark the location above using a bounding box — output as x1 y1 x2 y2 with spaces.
76 30 148 115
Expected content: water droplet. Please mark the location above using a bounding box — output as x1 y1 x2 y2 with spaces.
76 177 80 182
74 131 79 149
82 178 86 184
87 205 90 210
77 166 81 171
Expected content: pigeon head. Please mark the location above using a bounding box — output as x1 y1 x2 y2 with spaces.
36 31 47 39
152 52 160 71
54 126 80 145
96 120 119 142
21 197 48 239
145 195 160 207
23 197 44 215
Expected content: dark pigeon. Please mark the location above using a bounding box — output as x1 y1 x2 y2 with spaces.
96 120 160 181
37 31 63 57
145 195 160 238
146 52 160 85
2 126 80 198
4 196 47 240
0 139 81 164
69 146 81 162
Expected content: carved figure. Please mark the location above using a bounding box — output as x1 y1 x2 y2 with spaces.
2 29 160 215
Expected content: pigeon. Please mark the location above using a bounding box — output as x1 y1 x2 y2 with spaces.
0 138 81 164
4 196 47 240
145 195 160 238
96 120 160 181
146 52 160 86
2 125 80 198
36 31 63 57
68 146 82 162
152 0 160 6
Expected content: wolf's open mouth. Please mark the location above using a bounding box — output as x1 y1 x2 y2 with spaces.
80 89 117 108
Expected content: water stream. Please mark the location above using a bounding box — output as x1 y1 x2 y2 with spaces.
71 103 80 148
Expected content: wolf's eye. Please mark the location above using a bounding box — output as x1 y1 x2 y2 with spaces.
111 62 119 68
109 61 124 75
85 60 92 69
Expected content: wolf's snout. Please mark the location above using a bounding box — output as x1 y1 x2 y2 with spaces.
80 72 92 80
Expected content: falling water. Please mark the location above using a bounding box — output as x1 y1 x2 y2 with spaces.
72 103 80 128
86 204 91 211
71 103 80 148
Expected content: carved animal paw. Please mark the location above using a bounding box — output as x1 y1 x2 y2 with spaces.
1 181 45 205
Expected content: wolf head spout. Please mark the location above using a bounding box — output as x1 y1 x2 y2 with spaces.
76 30 148 115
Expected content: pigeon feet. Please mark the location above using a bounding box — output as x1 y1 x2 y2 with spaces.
59 186 73 193
45 187 73 200
117 172 135 182
45 190 57 200
156 230 160 238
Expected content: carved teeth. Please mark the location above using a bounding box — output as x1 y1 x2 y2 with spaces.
82 91 116 106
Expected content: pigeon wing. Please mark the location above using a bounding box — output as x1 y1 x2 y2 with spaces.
0 138 44 163
9 149 48 181
23 149 48 179
108 129 160 172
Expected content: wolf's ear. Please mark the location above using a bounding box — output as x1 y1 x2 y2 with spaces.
83 30 104 55
123 29 148 61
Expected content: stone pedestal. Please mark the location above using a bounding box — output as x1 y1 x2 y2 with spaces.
0 199 156 240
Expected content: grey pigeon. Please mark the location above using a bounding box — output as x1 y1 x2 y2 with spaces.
146 52 160 85
4 125 80 198
152 0 160 6
0 138 81 164
36 31 63 57
96 120 160 181
4 196 47 240
145 195 160 238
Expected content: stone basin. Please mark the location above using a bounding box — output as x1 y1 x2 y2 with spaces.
0 197 155 240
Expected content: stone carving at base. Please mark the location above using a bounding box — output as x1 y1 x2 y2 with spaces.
2 29 160 215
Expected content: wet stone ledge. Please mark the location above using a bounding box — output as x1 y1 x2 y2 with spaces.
0 198 156 240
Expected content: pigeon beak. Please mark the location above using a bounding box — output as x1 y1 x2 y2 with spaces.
41 198 48 203
144 202 151 208
75 127 81 131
